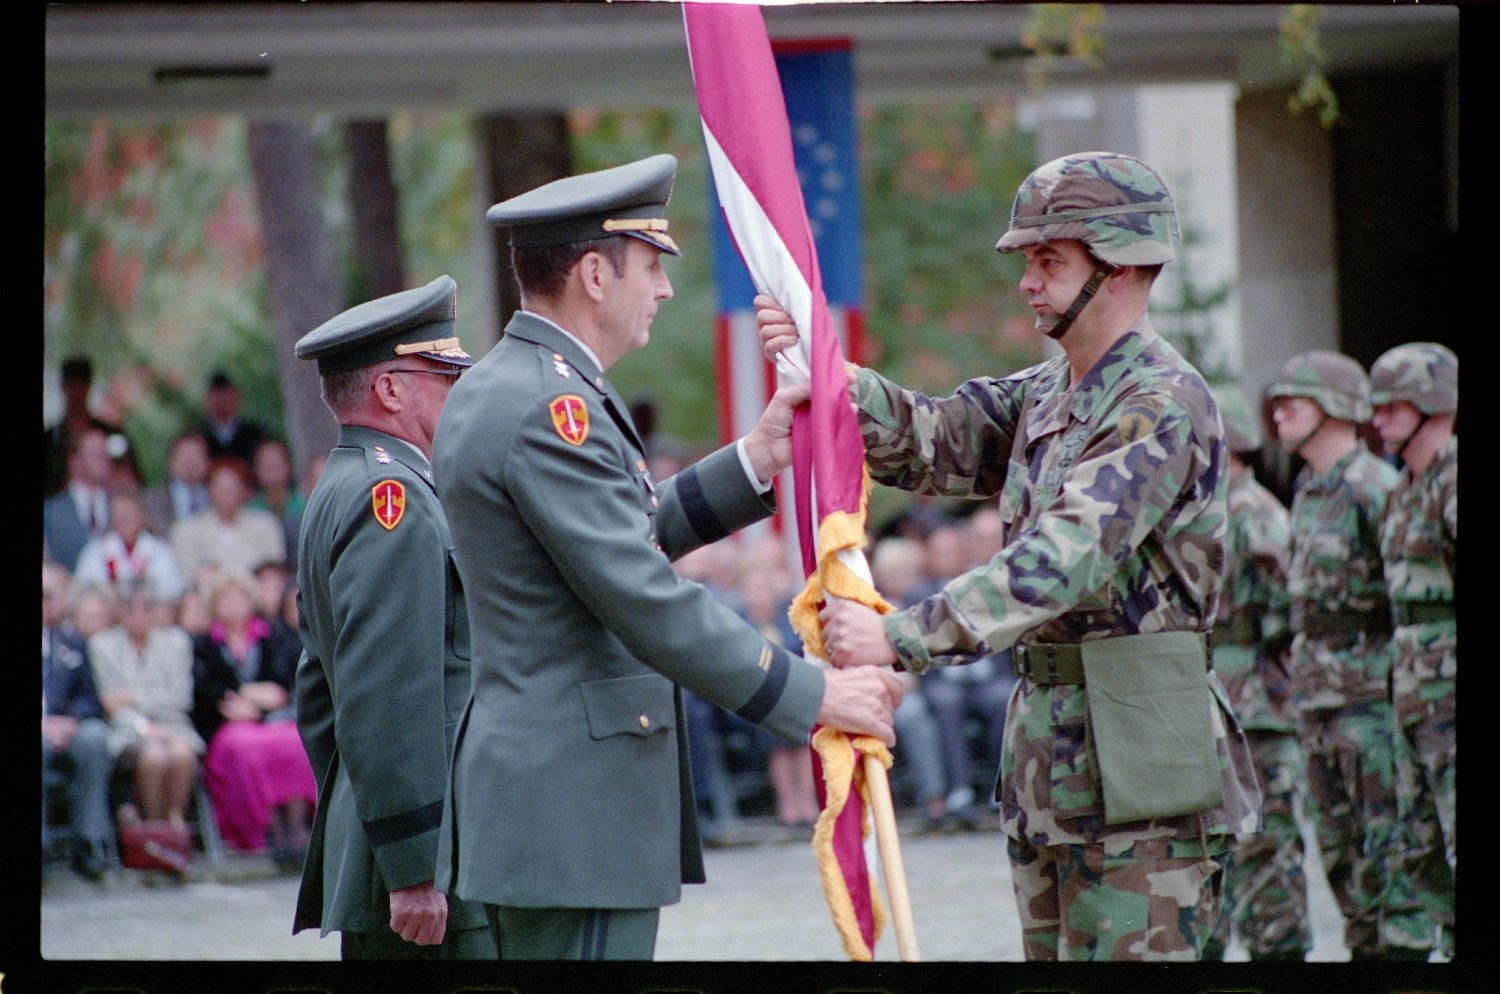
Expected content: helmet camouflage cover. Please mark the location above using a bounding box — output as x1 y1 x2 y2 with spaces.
1265 350 1371 423
1369 342 1457 415
1212 384 1263 453
995 151 1180 266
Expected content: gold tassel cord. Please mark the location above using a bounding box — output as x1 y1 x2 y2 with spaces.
811 726 894 961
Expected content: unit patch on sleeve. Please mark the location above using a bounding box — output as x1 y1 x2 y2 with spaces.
549 394 590 446
1116 398 1164 444
372 479 407 530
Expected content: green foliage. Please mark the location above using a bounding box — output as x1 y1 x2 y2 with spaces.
1152 225 1235 385
860 99 1046 396
44 117 271 484
570 107 722 451
1021 4 1108 90
1280 5 1341 130
388 111 480 320
45 98 1051 485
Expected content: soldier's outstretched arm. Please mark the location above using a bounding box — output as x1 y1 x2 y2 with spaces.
816 666 904 747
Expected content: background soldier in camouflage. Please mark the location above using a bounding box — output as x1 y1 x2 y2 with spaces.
756 151 1261 962
1267 350 1431 960
1371 342 1457 959
1203 386 1310 962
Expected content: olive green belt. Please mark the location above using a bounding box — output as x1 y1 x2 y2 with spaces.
1394 601 1456 626
1013 632 1212 686
1217 610 1260 648
1302 607 1393 639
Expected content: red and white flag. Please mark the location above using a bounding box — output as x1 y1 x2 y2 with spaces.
684 1 896 962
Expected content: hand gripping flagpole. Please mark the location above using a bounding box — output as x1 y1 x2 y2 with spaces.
684 2 919 962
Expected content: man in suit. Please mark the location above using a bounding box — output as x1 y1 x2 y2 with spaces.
42 559 115 882
432 155 902 960
291 275 495 960
43 424 113 572
197 369 267 468
141 428 211 539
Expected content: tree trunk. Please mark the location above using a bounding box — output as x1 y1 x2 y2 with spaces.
475 113 573 327
247 120 342 479
343 119 405 300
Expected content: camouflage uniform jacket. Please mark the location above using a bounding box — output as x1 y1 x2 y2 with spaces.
1286 445 1398 712
1215 468 1296 733
1380 435 1456 726
855 321 1260 847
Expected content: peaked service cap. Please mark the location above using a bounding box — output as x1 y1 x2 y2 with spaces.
295 275 473 375
486 153 681 256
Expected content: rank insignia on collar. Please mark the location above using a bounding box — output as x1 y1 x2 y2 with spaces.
554 360 571 378
549 394 590 446
373 445 393 465
372 479 406 530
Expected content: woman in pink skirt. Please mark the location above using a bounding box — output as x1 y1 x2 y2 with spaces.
190 569 315 865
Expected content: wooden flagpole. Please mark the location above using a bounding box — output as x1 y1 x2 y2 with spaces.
863 752 921 961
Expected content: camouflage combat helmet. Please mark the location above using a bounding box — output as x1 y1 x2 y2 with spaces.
1212 384 1263 453
996 151 1181 266
1265 350 1371 423
1369 342 1457 415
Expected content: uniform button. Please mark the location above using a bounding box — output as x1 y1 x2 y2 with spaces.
639 714 650 729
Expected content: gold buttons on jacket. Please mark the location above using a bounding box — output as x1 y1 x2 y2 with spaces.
639 714 651 729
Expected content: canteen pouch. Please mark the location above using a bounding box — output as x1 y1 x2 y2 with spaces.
1080 631 1223 825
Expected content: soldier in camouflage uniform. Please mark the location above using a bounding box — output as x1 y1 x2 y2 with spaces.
1267 350 1431 960
757 151 1261 961
1370 342 1457 958
1202 386 1310 962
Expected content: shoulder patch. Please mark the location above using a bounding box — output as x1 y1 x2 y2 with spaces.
1116 398 1164 444
371 479 407 530
549 394 590 446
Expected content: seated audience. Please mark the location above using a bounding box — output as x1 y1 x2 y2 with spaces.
190 570 314 864
42 560 115 881
170 457 286 581
247 436 306 571
142 428 211 539
74 489 186 601
87 582 204 831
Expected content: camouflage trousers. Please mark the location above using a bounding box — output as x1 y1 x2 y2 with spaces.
1209 729 1311 959
1393 687 1456 955
1006 833 1230 961
1299 699 1434 956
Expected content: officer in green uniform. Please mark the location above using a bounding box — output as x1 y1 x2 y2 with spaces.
431 155 901 960
757 151 1261 961
291 275 496 959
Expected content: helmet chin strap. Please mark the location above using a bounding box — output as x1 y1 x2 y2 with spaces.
1044 261 1117 341
1389 412 1429 464
1284 409 1328 458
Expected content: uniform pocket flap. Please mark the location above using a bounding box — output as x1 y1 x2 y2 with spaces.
580 674 676 740
1080 631 1223 825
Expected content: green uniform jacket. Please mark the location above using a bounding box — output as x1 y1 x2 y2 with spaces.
432 311 825 910
292 425 487 937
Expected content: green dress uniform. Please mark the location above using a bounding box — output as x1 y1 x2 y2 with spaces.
432 310 826 953
291 276 493 958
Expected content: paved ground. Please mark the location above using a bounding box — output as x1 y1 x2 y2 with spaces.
27 810 1469 992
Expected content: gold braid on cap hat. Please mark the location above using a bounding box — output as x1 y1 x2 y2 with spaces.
602 217 680 254
394 337 469 359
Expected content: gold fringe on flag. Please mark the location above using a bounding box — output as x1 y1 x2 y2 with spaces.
788 465 894 660
811 725 894 962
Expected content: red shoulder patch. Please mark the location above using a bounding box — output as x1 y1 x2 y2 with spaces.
549 394 590 446
372 479 406 530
